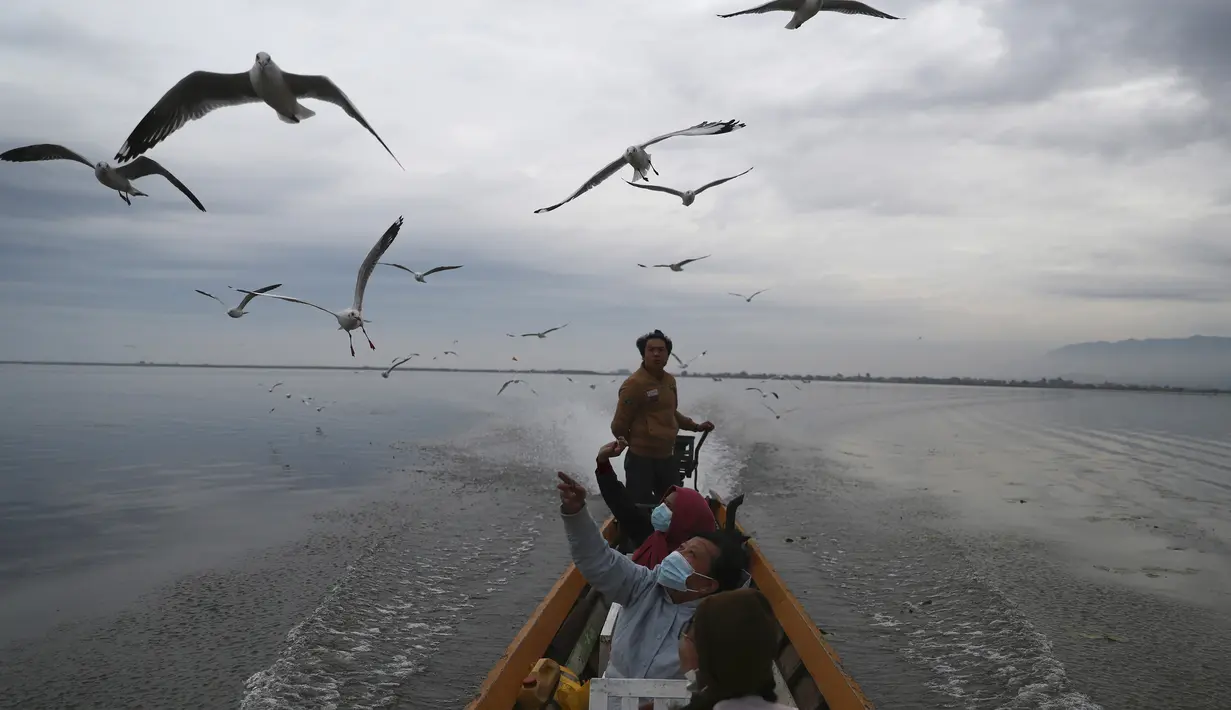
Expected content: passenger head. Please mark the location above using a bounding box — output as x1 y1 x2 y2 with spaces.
680 589 780 710
635 486 718 569
655 529 748 603
636 329 672 372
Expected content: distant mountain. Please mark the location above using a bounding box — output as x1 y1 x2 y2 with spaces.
1048 335 1231 388
1050 335 1231 357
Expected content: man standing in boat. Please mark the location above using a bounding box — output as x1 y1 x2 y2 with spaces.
611 329 714 505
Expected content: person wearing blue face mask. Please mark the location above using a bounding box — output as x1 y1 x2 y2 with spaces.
556 467 748 681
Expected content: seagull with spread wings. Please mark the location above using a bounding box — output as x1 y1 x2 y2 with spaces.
671 350 708 370
718 0 899 29
234 216 403 356
381 354 420 378
624 167 753 207
114 52 402 169
1 143 206 211
497 379 537 396
379 262 464 283
535 120 745 213
762 403 799 420
195 283 282 318
518 324 569 339
637 255 710 272
729 289 770 303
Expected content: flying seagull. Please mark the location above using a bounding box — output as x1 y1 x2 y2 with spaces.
268 382 284 393
745 387 780 399
114 52 403 169
497 379 537 396
379 263 464 283
718 0 899 29
519 324 569 339
671 350 708 370
1 144 206 211
762 403 799 420
534 120 746 213
638 255 710 272
235 216 403 356
195 283 282 318
729 289 770 303
443 350 459 356
624 167 753 207
381 354 419 378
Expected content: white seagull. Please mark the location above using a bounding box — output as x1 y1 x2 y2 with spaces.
268 382 284 393
717 0 899 29
518 324 569 339
671 350 708 370
378 262 464 283
381 354 420 378
235 216 403 357
637 255 710 272
762 403 799 420
534 120 746 213
114 52 403 169
1 144 206 211
497 379 538 396
729 289 770 303
624 167 753 207
195 283 282 318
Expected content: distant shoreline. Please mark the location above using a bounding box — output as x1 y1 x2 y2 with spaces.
1 360 1226 395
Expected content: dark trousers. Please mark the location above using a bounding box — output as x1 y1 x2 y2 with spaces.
623 451 681 506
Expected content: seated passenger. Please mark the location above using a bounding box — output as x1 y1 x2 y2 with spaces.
594 438 718 567
555 468 748 680
676 588 794 710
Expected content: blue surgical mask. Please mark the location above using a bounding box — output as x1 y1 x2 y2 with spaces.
650 502 672 532
655 550 709 592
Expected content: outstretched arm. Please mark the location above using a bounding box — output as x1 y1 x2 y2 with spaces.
557 472 654 607
594 441 653 546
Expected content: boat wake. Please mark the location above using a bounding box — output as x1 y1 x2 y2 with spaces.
239 514 543 710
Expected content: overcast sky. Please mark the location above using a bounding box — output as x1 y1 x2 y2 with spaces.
2 0 1229 377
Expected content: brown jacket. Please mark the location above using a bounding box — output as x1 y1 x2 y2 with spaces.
611 366 699 458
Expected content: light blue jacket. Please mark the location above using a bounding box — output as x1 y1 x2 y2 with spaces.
561 504 699 679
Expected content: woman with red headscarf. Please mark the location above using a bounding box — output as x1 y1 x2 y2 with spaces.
594 439 718 568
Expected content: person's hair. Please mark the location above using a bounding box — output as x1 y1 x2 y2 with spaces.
678 589 780 710
691 529 749 592
636 329 673 356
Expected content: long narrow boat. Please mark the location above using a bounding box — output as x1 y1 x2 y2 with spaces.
467 489 874 709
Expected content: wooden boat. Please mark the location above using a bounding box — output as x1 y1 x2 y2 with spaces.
466 436 874 709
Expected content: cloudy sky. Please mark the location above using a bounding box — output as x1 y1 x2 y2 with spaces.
2 0 1229 377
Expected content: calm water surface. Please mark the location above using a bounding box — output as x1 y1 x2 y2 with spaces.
0 365 1228 709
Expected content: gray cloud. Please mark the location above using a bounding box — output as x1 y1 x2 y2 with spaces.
1 0 1229 375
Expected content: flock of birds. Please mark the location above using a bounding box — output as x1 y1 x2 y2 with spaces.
4 2 902 400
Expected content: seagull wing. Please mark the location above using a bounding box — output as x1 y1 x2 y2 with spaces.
420 265 464 278
693 167 754 196
623 180 685 198
115 71 259 162
281 73 404 169
678 255 711 267
195 289 226 306
0 143 93 168
497 380 518 396
728 292 747 299
717 0 798 18
745 387 764 394
761 402 778 416
114 157 207 211
235 283 283 310
379 262 420 278
541 323 568 335
671 352 685 366
820 0 900 19
353 216 404 312
638 120 746 149
534 154 629 213
236 290 337 319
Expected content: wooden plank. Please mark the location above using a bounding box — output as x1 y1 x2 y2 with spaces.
466 516 616 710
713 503 874 710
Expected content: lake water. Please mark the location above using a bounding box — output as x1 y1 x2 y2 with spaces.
0 365 1228 709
